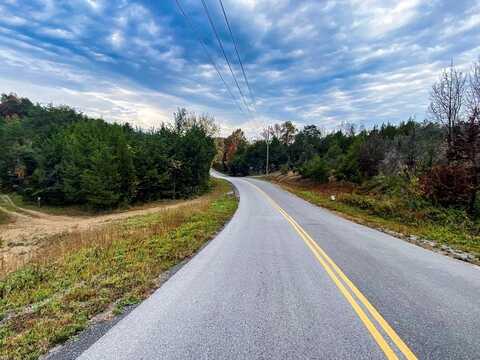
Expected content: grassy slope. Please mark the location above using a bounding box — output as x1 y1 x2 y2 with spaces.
265 176 480 261
0 179 238 360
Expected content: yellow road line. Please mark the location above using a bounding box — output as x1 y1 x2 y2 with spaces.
248 181 417 360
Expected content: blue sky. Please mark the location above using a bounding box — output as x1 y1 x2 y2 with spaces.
1 0 479 137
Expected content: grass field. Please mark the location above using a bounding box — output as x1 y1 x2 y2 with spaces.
265 174 480 262
0 178 238 360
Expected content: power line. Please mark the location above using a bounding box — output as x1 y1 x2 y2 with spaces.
217 0 256 110
200 0 252 114
216 0 267 170
174 0 245 115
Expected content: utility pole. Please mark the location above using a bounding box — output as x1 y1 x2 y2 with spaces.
265 125 270 176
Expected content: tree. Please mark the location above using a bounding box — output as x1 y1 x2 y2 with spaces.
429 63 467 159
290 125 322 165
300 156 328 183
223 129 247 170
0 93 33 118
174 108 218 137
280 121 297 145
358 132 385 178
467 58 480 112
452 108 480 213
1 95 218 208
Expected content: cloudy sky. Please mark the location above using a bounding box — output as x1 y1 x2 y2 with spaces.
1 0 479 137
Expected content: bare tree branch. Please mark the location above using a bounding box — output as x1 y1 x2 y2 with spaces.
429 62 467 153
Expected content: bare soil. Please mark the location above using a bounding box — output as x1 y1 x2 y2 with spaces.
0 195 202 271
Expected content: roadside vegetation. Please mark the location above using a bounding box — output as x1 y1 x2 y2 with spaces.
0 179 238 360
0 210 9 225
215 59 480 260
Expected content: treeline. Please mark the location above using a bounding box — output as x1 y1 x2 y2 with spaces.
216 58 480 215
0 95 217 209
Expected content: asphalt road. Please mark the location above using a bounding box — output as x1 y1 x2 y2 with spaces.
77 172 480 359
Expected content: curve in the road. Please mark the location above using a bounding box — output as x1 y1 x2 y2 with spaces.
73 173 480 360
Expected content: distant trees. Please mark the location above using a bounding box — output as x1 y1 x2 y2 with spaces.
213 57 480 216
0 97 217 209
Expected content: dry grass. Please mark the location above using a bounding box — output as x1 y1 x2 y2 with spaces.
0 189 219 276
1 196 209 276
0 179 238 360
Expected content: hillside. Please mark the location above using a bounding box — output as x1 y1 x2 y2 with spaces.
0 94 216 210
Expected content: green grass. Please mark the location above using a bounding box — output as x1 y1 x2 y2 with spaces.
267 179 480 260
0 179 238 360
6 193 106 217
0 210 10 225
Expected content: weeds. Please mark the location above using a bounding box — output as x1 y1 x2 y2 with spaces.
0 179 238 360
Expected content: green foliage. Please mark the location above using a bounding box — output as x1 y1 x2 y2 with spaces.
299 156 329 183
0 210 10 225
222 120 445 187
0 95 216 209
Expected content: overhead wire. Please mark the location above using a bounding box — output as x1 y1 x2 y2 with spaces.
174 0 246 115
200 0 253 114
217 0 256 111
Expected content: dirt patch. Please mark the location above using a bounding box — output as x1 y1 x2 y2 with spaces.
0 195 203 272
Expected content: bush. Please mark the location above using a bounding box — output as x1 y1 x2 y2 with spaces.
340 194 398 219
280 164 289 175
421 165 472 207
300 156 329 183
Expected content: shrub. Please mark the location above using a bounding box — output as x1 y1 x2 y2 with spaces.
300 156 329 183
421 165 472 207
340 194 398 219
280 164 289 175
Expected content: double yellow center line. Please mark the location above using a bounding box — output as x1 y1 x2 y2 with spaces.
248 181 417 360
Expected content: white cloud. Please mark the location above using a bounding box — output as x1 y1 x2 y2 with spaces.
0 0 479 136
109 31 124 48
39 28 75 40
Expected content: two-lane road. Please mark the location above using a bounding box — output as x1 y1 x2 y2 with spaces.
78 173 480 359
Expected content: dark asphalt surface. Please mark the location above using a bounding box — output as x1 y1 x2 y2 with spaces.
76 172 480 359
